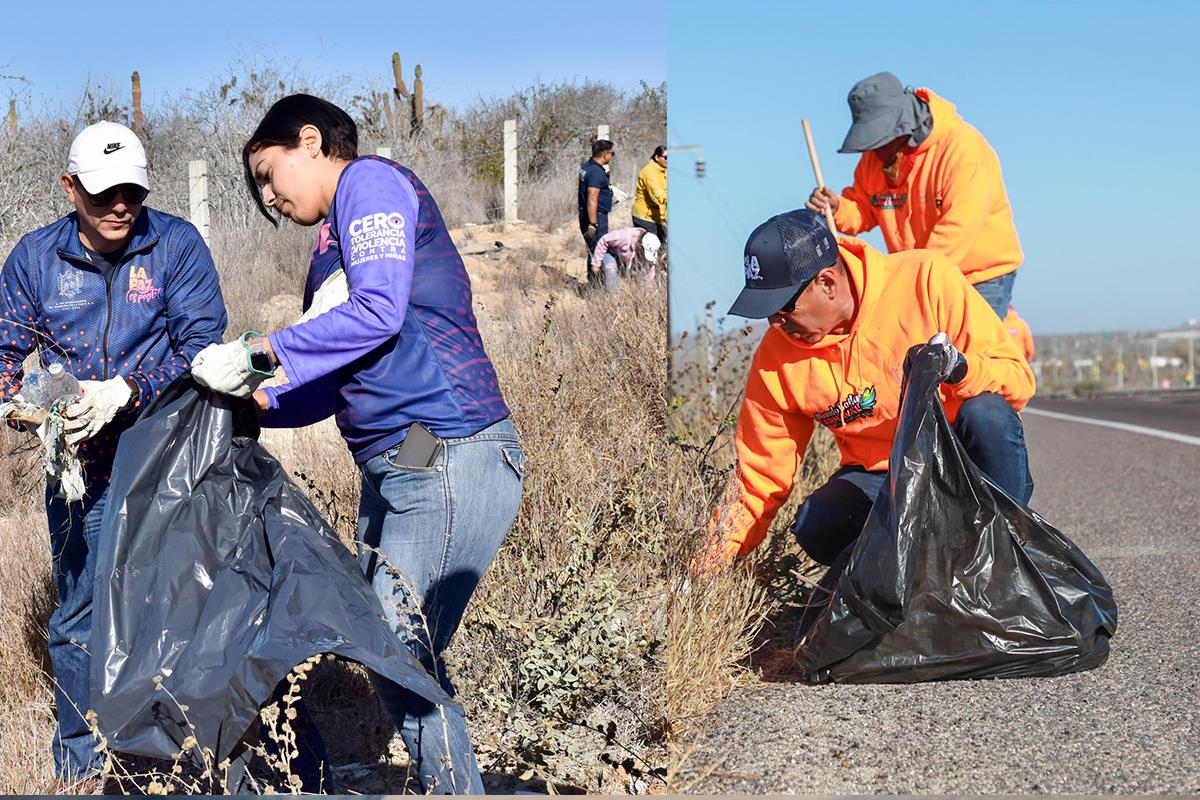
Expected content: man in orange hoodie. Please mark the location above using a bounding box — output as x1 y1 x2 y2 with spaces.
714 209 1034 567
806 72 1022 318
1004 304 1036 362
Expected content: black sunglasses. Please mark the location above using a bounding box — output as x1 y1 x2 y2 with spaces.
76 178 148 207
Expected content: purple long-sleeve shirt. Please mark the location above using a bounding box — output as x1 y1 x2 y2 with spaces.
262 157 509 463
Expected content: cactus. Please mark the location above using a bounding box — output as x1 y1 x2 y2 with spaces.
391 52 409 100
131 71 143 137
379 90 394 131
411 64 424 134
389 52 426 137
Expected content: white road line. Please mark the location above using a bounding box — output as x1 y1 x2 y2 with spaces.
1024 407 1200 446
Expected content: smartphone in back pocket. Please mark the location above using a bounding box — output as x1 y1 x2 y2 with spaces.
393 422 443 468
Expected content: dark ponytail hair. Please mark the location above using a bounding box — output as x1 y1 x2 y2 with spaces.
242 94 359 224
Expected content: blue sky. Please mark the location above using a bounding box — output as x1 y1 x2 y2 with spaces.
667 0 1199 336
2 1 665 113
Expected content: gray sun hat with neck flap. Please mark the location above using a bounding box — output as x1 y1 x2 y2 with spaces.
839 71 932 154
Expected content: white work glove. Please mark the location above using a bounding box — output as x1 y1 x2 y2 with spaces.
191 336 273 398
62 377 134 446
3 394 47 433
927 332 968 384
296 270 349 324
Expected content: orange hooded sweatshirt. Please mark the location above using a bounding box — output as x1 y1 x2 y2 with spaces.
832 88 1023 286
1004 305 1035 362
714 238 1035 560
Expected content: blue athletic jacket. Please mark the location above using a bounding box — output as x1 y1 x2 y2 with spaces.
0 208 227 482
262 156 510 463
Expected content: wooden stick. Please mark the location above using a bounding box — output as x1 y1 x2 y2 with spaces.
802 118 838 234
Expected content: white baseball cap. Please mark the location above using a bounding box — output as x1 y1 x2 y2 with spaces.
641 232 662 262
66 121 149 193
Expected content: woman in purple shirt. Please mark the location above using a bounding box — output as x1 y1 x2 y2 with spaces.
192 94 523 794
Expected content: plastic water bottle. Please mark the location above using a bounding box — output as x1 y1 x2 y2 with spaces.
22 363 81 410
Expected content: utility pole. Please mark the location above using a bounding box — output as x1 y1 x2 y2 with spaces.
1151 338 1159 388
669 144 706 178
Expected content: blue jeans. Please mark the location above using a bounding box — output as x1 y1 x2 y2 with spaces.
45 481 109 780
600 252 622 291
791 392 1034 565
581 213 609 284
355 418 524 794
972 271 1017 318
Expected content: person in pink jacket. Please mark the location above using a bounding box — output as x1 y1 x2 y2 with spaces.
590 226 662 290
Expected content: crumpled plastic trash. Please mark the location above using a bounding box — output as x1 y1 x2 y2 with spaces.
1 394 86 501
90 378 463 765
793 345 1118 683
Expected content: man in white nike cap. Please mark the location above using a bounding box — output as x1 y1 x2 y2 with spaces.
0 121 226 789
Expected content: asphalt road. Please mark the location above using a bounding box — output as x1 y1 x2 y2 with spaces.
1029 391 1200 439
687 403 1200 793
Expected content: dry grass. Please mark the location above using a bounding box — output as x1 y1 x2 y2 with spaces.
663 316 841 791
0 219 669 794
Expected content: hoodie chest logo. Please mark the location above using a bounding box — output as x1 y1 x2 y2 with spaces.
870 192 906 211
812 385 877 429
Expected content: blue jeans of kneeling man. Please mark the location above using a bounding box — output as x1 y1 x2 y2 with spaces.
790 392 1034 566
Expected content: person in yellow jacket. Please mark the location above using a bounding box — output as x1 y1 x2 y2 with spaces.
807 72 1022 318
713 209 1034 568
632 145 667 242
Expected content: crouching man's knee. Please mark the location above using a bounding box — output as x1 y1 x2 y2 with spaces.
955 392 1034 504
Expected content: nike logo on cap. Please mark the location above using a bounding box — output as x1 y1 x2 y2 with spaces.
103 142 124 154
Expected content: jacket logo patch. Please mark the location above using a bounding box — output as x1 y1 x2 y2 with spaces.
744 254 763 281
813 385 877 429
870 192 906 210
126 266 163 303
58 270 84 300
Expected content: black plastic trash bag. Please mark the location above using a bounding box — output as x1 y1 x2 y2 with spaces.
794 346 1118 683
91 380 458 763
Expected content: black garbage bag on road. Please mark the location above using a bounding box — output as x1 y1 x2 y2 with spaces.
794 347 1118 683
91 380 456 763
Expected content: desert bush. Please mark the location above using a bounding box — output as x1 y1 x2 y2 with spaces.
663 314 840 789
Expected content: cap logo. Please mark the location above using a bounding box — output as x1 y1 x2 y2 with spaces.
103 142 124 155
744 254 762 281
